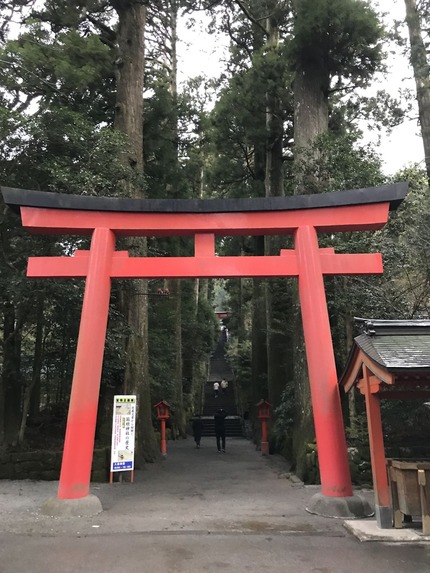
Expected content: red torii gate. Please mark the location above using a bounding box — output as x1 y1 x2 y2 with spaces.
2 183 408 517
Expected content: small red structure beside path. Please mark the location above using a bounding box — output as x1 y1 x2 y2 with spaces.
256 399 272 456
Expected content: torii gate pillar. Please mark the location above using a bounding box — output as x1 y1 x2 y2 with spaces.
295 226 352 495
1 183 408 518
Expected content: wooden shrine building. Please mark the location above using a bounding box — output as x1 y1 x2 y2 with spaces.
339 319 430 529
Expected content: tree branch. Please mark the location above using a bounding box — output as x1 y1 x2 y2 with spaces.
233 0 268 36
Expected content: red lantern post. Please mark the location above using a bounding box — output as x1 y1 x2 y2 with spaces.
256 399 272 456
154 401 170 456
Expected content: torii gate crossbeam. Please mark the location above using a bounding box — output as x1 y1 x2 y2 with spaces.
1 183 408 517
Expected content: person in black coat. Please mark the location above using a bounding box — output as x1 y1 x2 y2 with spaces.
214 408 228 453
192 415 203 448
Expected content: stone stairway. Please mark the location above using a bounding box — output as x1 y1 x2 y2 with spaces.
200 415 243 437
201 331 243 438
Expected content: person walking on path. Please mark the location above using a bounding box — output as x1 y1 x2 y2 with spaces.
213 381 220 398
214 408 228 453
192 415 203 448
220 378 228 395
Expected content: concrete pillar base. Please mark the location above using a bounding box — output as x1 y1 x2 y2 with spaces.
306 492 374 519
41 494 103 517
375 504 393 528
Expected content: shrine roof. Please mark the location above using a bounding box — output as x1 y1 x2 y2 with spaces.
339 319 430 390
1 182 407 214
355 332 430 370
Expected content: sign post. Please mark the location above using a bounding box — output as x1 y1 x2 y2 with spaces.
110 395 136 483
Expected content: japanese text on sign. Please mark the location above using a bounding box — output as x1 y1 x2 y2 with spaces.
110 395 136 472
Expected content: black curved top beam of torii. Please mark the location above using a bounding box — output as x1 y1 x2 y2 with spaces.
2 182 408 215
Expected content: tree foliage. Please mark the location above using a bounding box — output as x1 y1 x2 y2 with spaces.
291 0 384 90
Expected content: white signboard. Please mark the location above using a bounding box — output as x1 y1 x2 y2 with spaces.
110 395 136 472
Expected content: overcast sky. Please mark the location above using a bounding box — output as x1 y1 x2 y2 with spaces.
369 0 424 175
177 0 425 177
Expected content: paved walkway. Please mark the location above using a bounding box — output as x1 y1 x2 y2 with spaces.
0 438 429 572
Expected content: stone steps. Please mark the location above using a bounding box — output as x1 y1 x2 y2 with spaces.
200 416 243 437
200 330 244 438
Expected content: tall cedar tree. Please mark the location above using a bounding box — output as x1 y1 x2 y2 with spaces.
111 0 159 462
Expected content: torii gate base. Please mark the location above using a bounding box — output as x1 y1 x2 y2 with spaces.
41 493 102 517
2 183 408 519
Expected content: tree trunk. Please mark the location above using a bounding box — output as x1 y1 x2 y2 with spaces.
167 2 186 438
19 298 44 445
251 240 268 406
1 301 22 445
123 273 157 463
294 63 329 152
169 277 186 438
113 1 146 170
263 10 291 411
344 300 356 429
250 16 268 414
404 0 430 182
113 0 158 463
195 278 209 414
264 11 284 199
291 0 329 479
